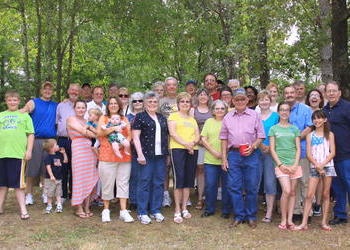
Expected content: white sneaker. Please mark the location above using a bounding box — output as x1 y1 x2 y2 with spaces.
119 210 134 223
101 209 111 223
42 193 48 204
138 214 152 224
151 213 165 223
55 204 63 213
162 191 172 207
25 194 34 205
45 205 52 214
186 199 192 206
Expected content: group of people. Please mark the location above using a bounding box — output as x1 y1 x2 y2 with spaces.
0 75 350 231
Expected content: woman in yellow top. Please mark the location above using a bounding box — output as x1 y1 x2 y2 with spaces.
168 92 200 223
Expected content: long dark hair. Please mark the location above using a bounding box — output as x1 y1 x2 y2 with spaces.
311 110 330 140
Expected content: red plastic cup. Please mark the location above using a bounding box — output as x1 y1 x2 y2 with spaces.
239 144 249 156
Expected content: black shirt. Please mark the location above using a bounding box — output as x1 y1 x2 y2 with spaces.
44 152 64 180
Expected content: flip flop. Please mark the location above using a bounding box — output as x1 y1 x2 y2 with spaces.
278 224 287 230
75 212 88 218
86 212 94 217
262 217 272 223
290 225 308 231
174 213 183 224
321 224 332 231
20 213 30 220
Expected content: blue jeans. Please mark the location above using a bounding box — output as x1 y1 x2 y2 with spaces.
137 155 166 215
261 152 277 195
227 150 260 221
333 159 350 219
128 155 139 205
204 164 232 214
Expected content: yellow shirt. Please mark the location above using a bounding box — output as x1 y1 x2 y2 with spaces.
168 112 198 150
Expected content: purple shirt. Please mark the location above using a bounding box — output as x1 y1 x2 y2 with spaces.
220 108 265 148
56 100 75 137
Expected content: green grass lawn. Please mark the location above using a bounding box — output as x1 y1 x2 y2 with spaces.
1 189 350 249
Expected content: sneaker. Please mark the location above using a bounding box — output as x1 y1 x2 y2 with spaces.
55 204 63 213
119 210 134 223
162 191 172 207
101 209 111 223
138 214 152 224
42 193 48 204
186 199 192 207
151 213 165 223
25 194 34 205
313 204 322 216
45 205 52 214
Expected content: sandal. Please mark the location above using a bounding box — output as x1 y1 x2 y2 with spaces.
182 210 192 219
75 212 88 218
86 211 94 217
287 223 296 230
195 200 204 210
261 217 272 223
20 213 30 220
321 224 332 231
278 224 287 230
290 225 308 231
174 213 183 224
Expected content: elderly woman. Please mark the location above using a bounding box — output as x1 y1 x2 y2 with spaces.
257 91 279 223
152 81 165 99
97 97 134 223
190 89 212 210
168 92 200 223
66 100 98 218
201 100 231 218
132 91 168 224
126 92 144 210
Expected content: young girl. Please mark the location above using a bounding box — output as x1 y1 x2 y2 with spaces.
269 102 301 230
294 110 335 231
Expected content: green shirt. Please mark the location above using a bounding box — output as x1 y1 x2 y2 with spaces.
0 110 34 159
201 118 222 165
269 124 300 167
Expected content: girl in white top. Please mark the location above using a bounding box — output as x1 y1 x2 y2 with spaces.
294 110 336 231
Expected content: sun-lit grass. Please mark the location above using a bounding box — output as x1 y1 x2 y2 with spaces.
1 189 350 249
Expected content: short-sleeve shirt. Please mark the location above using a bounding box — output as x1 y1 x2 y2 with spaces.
168 112 198 150
98 115 131 162
0 110 34 159
269 124 300 166
201 118 222 165
132 111 169 158
44 152 64 179
262 112 279 146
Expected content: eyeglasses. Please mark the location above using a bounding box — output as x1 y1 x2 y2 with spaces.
326 90 338 94
132 100 143 103
205 79 216 83
215 107 225 110
310 93 320 98
147 100 158 104
179 100 191 103
119 94 129 98
279 109 290 112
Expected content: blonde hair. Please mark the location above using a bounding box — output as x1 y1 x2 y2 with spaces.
42 139 57 152
176 92 192 104
88 108 103 118
257 90 272 102
5 90 20 100
266 82 278 91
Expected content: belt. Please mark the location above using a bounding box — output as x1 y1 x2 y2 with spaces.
229 147 239 151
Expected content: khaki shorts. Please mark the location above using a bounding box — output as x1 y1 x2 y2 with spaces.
44 178 62 198
275 165 303 180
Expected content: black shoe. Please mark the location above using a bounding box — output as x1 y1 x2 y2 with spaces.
221 213 230 219
292 214 302 222
329 217 348 225
201 211 214 217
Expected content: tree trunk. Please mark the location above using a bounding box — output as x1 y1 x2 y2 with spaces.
56 0 64 100
331 0 350 98
35 0 42 96
18 0 31 86
318 0 333 83
258 26 269 89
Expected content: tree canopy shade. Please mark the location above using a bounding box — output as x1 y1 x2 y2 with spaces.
0 0 350 103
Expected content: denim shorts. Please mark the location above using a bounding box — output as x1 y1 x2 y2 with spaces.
310 166 337 177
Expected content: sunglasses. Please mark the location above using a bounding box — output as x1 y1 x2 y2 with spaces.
132 100 143 103
179 100 191 103
119 94 129 98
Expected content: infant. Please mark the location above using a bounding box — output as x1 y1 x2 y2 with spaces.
102 114 130 158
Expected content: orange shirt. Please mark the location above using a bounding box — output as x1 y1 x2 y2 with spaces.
98 115 131 163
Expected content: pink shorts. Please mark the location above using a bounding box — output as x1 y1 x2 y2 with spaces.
275 165 302 179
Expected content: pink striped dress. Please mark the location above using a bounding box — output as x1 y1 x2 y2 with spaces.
68 124 98 206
